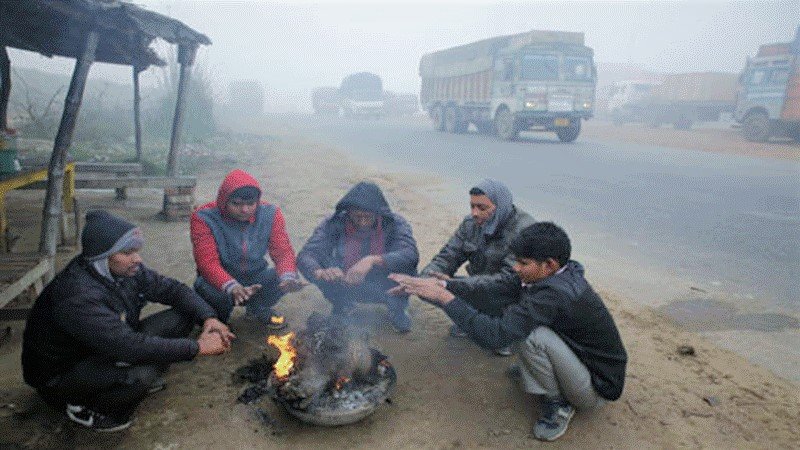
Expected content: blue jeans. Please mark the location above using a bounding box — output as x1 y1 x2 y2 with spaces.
194 268 285 323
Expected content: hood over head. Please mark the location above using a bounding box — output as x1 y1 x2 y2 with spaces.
472 178 514 236
335 181 392 216
216 169 262 210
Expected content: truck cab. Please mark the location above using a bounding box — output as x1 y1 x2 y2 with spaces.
735 44 798 142
338 72 384 119
607 80 657 125
491 44 597 141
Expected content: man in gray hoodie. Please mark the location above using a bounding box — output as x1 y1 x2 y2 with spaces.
419 179 534 352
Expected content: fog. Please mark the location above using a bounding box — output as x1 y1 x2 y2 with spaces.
7 0 799 111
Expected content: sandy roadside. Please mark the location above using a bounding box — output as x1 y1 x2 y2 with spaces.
0 128 798 448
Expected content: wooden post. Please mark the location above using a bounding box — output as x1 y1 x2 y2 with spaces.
133 66 143 162
0 46 10 131
162 43 197 218
39 31 98 269
165 43 197 177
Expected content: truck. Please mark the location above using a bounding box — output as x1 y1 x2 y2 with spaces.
607 73 738 129
419 30 597 141
312 87 341 115
735 27 800 142
338 72 384 118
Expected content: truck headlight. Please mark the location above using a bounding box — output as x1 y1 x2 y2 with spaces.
525 101 538 109
581 101 592 110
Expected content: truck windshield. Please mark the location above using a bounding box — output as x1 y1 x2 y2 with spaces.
564 57 593 81
520 54 559 80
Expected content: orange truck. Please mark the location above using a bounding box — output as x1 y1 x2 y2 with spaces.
735 26 800 142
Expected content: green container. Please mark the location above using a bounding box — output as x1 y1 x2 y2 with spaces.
0 131 19 174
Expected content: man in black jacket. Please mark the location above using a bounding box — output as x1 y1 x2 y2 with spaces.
22 211 234 432
390 222 627 441
297 182 419 332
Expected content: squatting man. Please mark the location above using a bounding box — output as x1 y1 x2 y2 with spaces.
391 222 628 441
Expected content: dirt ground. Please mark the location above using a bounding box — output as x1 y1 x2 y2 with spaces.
0 123 798 448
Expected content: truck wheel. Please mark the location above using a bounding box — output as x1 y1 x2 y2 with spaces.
495 109 519 141
742 111 771 142
431 106 445 131
556 120 581 143
444 106 467 133
673 117 692 130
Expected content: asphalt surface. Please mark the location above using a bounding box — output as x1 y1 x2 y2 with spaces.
293 116 799 320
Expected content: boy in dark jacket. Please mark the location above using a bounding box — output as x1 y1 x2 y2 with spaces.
22 211 233 432
390 222 627 441
297 182 419 332
191 169 306 328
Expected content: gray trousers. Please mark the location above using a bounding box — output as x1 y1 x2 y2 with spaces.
519 326 606 411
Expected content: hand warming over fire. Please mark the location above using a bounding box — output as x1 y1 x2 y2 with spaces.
344 255 381 285
388 274 455 305
279 278 309 293
197 328 230 356
202 318 236 346
230 283 262 306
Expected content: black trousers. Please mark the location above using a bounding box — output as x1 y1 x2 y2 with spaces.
38 308 193 418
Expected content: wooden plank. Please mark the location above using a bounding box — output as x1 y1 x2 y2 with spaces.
23 176 196 190
74 162 143 174
0 255 51 308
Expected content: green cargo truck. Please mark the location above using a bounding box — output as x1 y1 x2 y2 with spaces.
419 30 596 141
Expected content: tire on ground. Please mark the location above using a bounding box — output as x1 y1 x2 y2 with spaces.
556 120 581 143
742 111 771 143
495 108 519 141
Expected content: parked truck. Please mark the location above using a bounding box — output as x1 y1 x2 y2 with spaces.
607 73 738 129
419 30 597 141
735 27 800 142
338 72 384 118
383 91 419 117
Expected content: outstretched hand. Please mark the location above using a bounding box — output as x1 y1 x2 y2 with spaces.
315 267 345 283
231 283 262 306
387 274 455 306
197 329 230 356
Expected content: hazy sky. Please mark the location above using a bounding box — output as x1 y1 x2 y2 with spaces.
7 0 799 111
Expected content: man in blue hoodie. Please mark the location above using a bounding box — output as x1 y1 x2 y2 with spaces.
390 222 627 441
297 181 419 333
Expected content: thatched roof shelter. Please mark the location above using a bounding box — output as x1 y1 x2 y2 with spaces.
0 0 211 266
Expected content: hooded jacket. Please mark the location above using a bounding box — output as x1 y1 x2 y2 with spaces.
297 182 418 283
22 256 216 389
420 204 534 291
190 170 298 291
443 261 628 401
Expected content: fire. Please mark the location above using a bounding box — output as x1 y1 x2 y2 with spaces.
334 376 351 391
267 332 296 379
270 316 285 325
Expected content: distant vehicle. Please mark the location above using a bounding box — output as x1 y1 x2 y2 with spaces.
383 92 419 117
735 27 800 142
419 29 597 142
607 73 738 129
338 72 384 118
312 87 341 115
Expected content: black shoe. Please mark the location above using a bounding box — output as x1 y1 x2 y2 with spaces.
448 324 468 338
66 404 132 432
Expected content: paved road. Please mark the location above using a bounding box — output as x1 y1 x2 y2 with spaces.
294 116 799 315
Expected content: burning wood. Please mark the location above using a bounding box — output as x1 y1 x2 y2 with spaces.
262 313 396 426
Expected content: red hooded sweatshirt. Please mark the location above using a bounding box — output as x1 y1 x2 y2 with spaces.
190 169 297 291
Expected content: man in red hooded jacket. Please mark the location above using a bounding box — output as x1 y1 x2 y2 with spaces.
190 170 306 328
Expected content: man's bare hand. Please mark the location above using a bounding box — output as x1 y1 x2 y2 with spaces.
314 267 345 282
388 274 455 305
386 284 407 296
197 329 229 356
279 278 308 293
203 318 236 346
231 283 262 306
344 256 378 285
427 271 452 281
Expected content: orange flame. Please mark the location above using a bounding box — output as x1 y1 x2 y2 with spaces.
267 332 296 379
335 376 351 390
